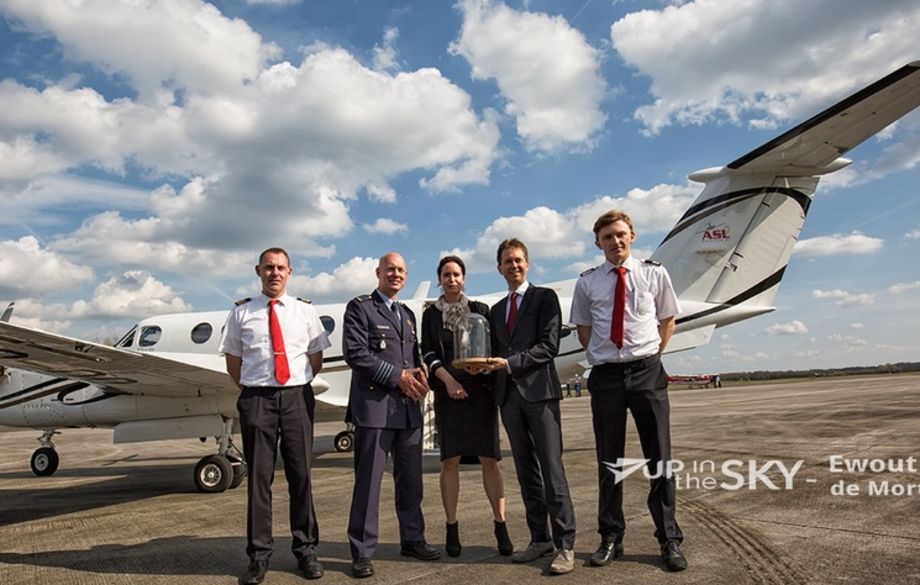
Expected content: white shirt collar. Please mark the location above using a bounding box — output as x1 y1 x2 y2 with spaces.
258 291 292 306
603 255 638 273
509 281 529 297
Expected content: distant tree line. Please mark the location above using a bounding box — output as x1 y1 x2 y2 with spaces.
720 362 920 382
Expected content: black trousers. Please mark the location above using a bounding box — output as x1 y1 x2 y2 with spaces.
588 355 683 544
237 384 318 562
500 385 576 549
347 425 425 560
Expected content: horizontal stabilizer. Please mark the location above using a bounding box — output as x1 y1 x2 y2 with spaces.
665 324 716 354
728 61 920 174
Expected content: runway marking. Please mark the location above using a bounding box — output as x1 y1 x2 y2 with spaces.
683 497 811 585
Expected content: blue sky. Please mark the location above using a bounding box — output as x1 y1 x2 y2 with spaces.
0 0 918 374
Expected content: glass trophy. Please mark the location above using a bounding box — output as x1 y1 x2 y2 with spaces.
451 313 491 372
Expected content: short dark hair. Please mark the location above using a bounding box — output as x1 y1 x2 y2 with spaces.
496 238 528 264
593 210 634 238
258 247 291 266
437 255 466 278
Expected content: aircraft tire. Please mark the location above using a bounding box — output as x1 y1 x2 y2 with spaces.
31 447 59 477
229 461 247 490
334 430 354 453
194 454 233 493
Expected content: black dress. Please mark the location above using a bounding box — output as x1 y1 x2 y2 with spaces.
421 301 501 461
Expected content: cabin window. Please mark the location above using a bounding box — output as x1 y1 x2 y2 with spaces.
138 326 162 347
191 322 213 344
320 315 335 334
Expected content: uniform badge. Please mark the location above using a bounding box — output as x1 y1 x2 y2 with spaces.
379 339 387 350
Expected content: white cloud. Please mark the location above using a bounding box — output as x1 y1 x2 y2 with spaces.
828 333 868 349
288 257 380 300
373 27 400 72
763 320 808 335
812 289 874 307
363 218 408 235
70 271 192 318
0 5 501 263
366 183 397 204
888 281 920 294
794 231 884 257
849 322 864 330
444 206 587 272
611 0 919 135
570 182 699 234
1 0 280 99
0 236 94 297
446 182 696 272
451 0 607 153
905 227 920 239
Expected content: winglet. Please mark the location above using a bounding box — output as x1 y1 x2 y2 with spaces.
410 281 431 300
1 302 14 323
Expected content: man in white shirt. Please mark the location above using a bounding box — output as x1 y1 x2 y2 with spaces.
570 211 687 572
220 248 331 585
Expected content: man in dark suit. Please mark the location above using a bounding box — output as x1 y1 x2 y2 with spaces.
484 238 577 575
342 252 440 579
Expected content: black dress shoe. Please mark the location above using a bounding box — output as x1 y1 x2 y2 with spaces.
400 541 441 561
589 539 624 566
660 540 688 572
239 560 269 585
298 554 324 580
351 558 374 579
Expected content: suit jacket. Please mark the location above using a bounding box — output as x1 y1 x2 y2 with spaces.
343 292 423 429
490 285 562 405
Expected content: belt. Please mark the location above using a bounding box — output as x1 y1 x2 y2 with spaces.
594 354 659 372
242 383 312 391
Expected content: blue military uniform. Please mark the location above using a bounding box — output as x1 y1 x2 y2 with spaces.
342 290 427 561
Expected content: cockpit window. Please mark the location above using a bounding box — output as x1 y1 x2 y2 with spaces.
191 322 213 344
320 316 335 334
138 326 162 347
114 326 137 348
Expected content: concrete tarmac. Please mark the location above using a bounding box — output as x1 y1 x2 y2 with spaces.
2 373 919 584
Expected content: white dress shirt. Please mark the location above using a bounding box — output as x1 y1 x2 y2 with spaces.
219 292 331 387
570 256 679 364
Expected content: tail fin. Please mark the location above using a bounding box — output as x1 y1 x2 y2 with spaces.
654 61 920 313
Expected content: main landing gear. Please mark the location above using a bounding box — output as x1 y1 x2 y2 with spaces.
30 430 61 476
194 417 246 493
334 423 355 453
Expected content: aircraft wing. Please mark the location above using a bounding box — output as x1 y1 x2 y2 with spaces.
0 321 235 398
727 61 920 174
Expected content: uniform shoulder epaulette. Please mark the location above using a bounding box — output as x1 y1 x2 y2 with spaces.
355 294 372 302
643 259 661 266
579 267 597 277
234 297 251 306
296 296 312 304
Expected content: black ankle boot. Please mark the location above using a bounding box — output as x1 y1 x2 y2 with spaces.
446 522 462 557
494 520 513 556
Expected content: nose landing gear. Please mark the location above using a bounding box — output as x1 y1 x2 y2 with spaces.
193 417 246 493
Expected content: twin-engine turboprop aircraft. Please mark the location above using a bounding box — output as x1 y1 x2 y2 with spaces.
1 61 918 493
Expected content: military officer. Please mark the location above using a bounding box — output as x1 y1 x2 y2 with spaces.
570 210 688 572
343 252 440 579
219 247 331 584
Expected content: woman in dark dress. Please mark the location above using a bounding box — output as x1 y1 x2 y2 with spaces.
421 255 513 558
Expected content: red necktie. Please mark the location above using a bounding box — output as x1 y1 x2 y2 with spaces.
268 299 290 385
506 292 518 334
610 266 627 349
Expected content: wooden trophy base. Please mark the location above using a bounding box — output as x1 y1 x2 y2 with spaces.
452 357 492 374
